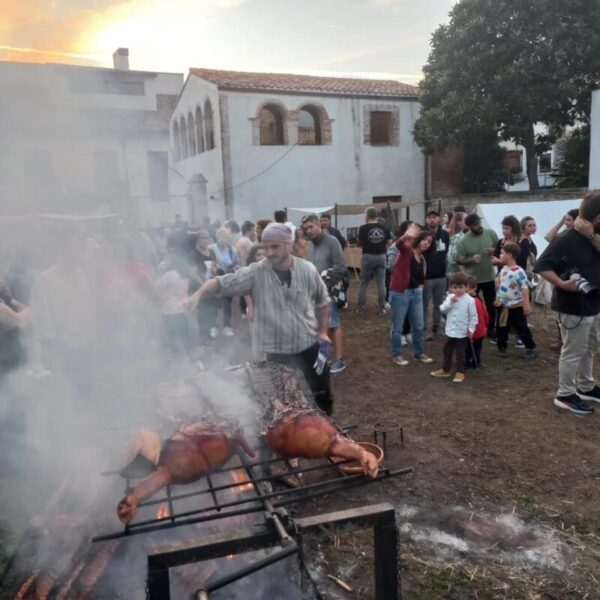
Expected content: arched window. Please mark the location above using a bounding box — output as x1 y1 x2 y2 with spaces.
179 115 189 159
195 106 205 153
172 121 181 161
259 105 284 145
187 111 196 155
298 105 322 145
204 99 215 150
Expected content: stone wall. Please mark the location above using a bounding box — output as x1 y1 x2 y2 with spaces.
427 187 586 215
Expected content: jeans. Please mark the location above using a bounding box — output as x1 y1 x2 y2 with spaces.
390 289 424 357
423 277 447 330
358 253 386 310
557 312 600 397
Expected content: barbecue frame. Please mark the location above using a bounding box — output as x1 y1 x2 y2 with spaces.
147 502 400 600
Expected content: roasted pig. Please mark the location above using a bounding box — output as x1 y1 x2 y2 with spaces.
246 363 379 478
264 411 379 477
117 419 254 524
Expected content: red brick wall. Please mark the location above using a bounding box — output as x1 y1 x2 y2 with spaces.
431 148 464 197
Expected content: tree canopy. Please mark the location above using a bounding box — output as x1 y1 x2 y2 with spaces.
414 0 600 189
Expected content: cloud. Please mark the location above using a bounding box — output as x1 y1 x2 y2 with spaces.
0 0 249 65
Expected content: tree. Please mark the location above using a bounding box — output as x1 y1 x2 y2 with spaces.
414 0 600 190
462 128 508 193
551 126 590 188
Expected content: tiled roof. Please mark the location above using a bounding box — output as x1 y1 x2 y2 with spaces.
190 68 419 99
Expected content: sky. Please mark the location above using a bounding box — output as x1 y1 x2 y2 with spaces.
1 0 457 83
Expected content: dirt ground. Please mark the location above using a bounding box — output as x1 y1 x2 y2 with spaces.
1 281 599 599
302 281 600 599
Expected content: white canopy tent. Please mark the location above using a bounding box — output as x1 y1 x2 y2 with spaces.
475 198 581 256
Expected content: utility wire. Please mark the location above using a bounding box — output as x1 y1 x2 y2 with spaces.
207 143 299 196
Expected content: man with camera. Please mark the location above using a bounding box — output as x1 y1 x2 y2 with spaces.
534 191 600 415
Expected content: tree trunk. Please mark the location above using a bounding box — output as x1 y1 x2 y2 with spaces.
523 123 539 191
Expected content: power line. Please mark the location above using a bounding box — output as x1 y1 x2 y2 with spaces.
207 143 299 196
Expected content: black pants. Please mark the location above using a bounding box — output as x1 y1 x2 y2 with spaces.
497 307 536 350
465 337 483 369
442 337 467 373
221 297 233 328
196 298 218 344
477 281 496 337
163 313 191 359
267 344 333 415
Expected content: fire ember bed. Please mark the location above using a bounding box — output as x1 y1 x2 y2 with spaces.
93 440 412 600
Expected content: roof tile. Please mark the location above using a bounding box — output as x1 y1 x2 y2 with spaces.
190 68 418 99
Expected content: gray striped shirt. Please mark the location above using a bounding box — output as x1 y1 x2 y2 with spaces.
217 257 329 354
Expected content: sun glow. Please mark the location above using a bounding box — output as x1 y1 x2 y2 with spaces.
82 0 241 72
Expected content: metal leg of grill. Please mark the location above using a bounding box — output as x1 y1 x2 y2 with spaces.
374 516 400 600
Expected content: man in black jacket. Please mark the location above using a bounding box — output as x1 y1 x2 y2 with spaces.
534 191 600 415
422 211 450 340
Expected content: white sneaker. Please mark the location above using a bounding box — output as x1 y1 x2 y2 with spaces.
210 327 219 339
222 327 235 337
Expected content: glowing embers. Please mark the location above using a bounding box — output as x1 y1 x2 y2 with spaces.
156 503 170 519
230 469 254 493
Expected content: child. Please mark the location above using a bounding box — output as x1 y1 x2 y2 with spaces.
465 276 489 369
431 272 478 383
494 243 537 358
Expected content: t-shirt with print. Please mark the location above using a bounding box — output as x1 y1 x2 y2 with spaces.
358 223 392 255
496 265 528 307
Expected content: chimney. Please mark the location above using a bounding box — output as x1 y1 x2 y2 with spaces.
113 48 129 71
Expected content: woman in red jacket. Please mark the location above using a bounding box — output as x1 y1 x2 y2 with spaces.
389 224 434 366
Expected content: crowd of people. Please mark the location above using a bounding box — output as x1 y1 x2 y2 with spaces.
0 192 599 429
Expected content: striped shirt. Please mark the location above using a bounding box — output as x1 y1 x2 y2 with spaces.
217 257 330 354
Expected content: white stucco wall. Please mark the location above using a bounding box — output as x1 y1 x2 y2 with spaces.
171 75 427 226
590 90 600 188
224 91 425 225
169 76 225 222
0 61 183 224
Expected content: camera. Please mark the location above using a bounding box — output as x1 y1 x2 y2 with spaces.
563 268 597 296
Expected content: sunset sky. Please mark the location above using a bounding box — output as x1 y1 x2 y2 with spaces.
2 0 456 83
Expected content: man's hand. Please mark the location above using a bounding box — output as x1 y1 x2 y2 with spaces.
468 332 474 342
472 254 481 264
574 216 594 237
450 294 458 303
523 304 532 316
183 294 199 312
318 331 332 344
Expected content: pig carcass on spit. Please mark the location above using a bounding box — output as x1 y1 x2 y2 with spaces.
117 418 254 524
247 363 379 478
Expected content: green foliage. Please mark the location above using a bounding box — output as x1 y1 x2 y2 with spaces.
462 129 508 193
551 126 590 188
414 0 600 189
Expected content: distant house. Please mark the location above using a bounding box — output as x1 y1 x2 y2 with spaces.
590 89 600 188
169 69 426 225
0 49 183 223
500 124 557 192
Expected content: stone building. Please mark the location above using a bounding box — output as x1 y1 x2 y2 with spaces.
169 69 426 225
0 49 183 224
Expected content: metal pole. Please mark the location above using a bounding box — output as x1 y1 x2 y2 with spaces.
374 513 400 600
194 544 298 598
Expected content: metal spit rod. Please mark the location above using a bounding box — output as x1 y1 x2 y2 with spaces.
93 467 412 542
